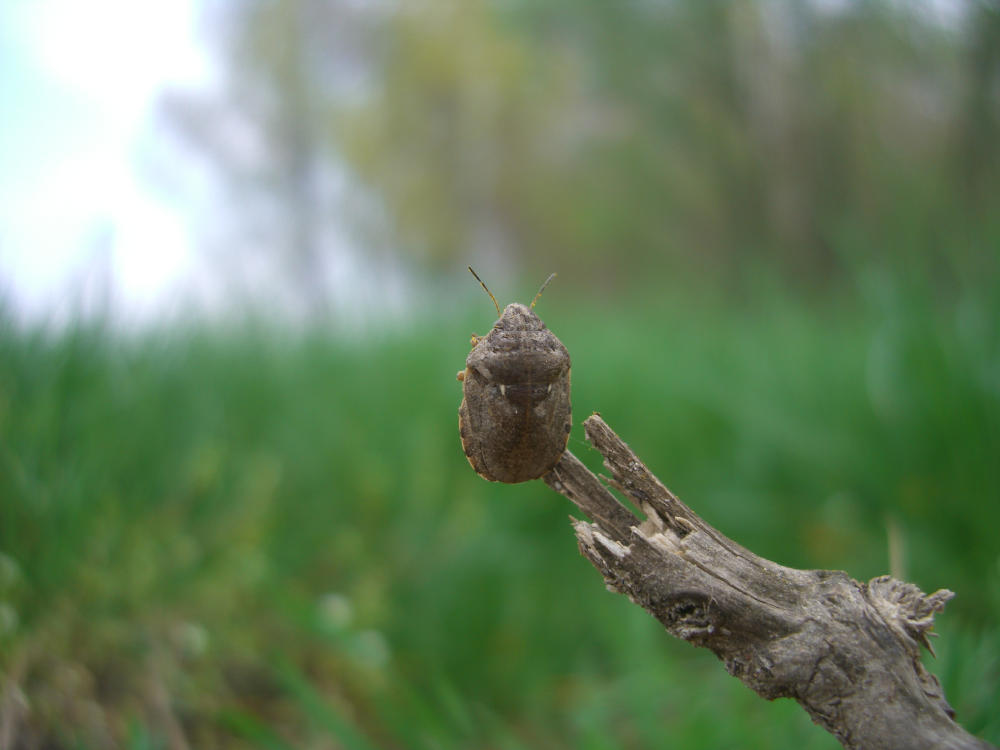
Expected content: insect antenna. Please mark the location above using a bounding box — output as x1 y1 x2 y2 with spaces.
530 273 557 309
468 266 501 317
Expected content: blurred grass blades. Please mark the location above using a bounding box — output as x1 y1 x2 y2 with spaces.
1 270 997 747
218 710 297 750
274 660 381 750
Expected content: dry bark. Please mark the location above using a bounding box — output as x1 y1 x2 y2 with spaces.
542 414 994 750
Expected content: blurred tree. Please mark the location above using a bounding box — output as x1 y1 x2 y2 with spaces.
156 0 378 315
337 0 581 273
158 0 997 294
956 0 1000 219
512 0 985 284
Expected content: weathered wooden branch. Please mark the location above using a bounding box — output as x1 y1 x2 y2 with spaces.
543 414 994 750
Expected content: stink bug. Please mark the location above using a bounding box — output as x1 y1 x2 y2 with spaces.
457 268 571 483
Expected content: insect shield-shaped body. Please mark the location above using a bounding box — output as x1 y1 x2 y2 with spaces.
458 270 571 483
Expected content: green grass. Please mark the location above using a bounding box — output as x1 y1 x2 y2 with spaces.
1 275 997 748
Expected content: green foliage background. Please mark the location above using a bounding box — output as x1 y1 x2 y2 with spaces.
4 0 1000 747
3 273 999 748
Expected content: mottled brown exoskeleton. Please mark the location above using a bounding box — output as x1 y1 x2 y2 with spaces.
457 268 571 483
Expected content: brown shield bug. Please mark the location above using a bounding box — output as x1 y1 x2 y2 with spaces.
457 267 571 483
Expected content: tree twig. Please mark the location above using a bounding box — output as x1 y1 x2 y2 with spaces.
543 414 993 750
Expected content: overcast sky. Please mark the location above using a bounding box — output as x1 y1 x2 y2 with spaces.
0 0 210 325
